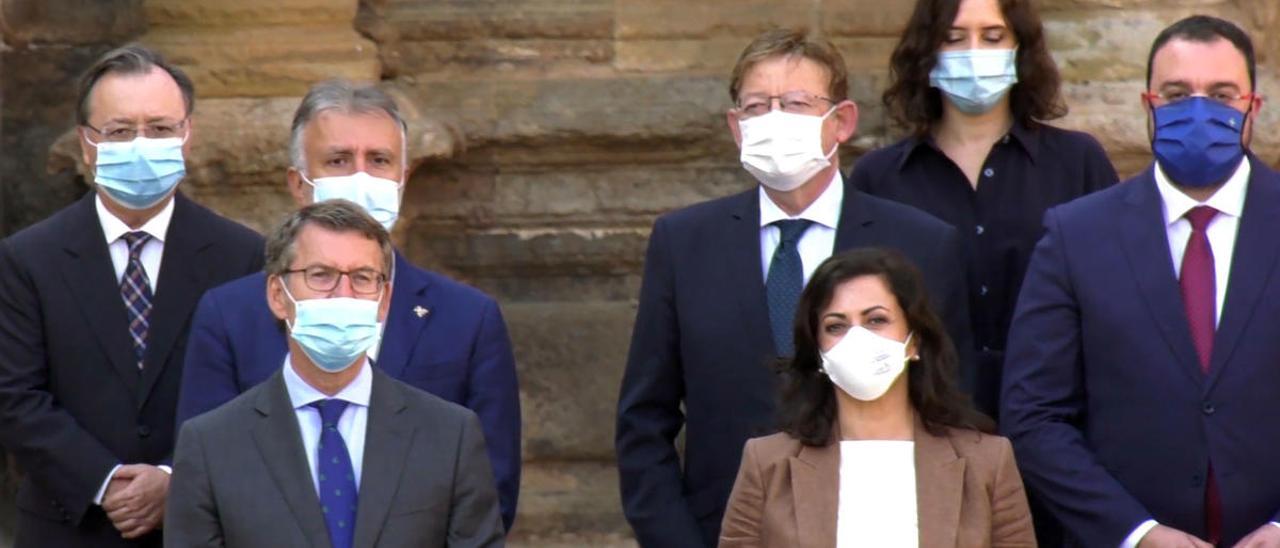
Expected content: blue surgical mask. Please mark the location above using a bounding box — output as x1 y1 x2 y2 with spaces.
301 171 402 231
282 282 382 373
88 135 188 210
929 49 1018 115
1151 97 1247 188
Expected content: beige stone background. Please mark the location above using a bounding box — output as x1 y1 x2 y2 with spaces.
2 0 1280 546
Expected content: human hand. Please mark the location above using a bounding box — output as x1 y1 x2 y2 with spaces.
102 464 170 539
1137 525 1213 548
1233 524 1280 548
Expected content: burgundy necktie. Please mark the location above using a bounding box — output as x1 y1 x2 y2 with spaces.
1179 205 1220 543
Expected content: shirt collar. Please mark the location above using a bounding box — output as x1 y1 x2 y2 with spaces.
758 170 843 229
895 122 1040 171
95 193 175 245
1153 157 1250 226
282 353 373 410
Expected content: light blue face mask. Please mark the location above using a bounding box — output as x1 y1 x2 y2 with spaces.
301 171 402 231
282 282 382 373
929 49 1019 115
88 135 188 210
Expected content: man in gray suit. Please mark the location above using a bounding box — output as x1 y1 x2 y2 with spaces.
164 200 503 547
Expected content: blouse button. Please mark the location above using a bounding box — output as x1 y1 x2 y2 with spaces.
983 167 995 178
975 225 985 236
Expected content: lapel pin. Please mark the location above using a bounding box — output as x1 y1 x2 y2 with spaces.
413 305 430 318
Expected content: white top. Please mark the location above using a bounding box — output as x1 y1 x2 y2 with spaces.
96 194 174 291
759 171 843 285
836 440 918 548
283 354 372 494
1154 158 1250 327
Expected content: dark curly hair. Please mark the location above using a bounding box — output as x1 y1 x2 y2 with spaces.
776 248 993 446
882 0 1066 137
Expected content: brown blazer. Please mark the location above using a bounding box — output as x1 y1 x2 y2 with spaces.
719 421 1035 548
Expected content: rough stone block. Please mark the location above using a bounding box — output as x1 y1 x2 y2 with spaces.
0 0 144 46
616 0 809 40
508 460 634 540
144 0 357 28
821 0 915 37
381 0 613 41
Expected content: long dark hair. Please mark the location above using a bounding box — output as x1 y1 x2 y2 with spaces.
882 0 1066 137
776 248 993 446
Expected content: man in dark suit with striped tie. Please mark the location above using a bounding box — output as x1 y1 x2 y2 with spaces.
0 45 263 547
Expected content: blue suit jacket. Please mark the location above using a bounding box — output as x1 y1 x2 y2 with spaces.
175 252 521 531
615 179 973 547
1001 157 1280 546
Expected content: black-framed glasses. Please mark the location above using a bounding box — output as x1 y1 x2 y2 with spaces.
735 91 835 118
284 266 387 295
83 118 189 143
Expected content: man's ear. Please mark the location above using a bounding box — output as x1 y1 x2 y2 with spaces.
266 275 292 322
727 109 744 148
377 283 393 323
833 100 859 144
286 167 311 207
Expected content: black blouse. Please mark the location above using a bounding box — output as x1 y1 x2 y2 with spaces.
850 122 1118 415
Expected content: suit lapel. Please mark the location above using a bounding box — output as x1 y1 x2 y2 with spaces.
352 369 414 548
790 442 839 548
833 178 876 252
373 252 433 380
251 370 333 548
138 194 211 406
725 189 775 356
60 193 141 396
915 423 965 548
1118 170 1205 384
1207 157 1280 389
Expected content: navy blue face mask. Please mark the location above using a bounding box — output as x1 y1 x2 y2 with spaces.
1151 96 1248 188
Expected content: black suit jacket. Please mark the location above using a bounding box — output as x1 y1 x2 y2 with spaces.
0 192 264 548
615 178 972 547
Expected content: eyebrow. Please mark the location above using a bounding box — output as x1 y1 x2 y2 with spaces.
821 305 889 321
1159 80 1243 90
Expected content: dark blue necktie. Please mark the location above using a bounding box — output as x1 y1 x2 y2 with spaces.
309 399 357 548
766 219 813 357
119 231 153 369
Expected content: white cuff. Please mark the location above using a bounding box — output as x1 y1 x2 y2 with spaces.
94 464 123 506
1271 521 1280 531
1120 519 1158 548
158 464 172 475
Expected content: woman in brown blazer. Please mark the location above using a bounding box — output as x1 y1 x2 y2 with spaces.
720 249 1035 547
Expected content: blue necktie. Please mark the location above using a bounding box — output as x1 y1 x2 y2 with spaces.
119 232 153 369
766 219 813 357
310 399 358 548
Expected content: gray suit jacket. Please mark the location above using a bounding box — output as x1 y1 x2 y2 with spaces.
164 365 504 547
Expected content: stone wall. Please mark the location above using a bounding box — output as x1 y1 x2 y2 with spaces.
3 1 1279 546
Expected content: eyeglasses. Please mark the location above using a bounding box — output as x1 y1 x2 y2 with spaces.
284 266 387 295
83 118 189 143
735 91 835 119
1143 90 1255 107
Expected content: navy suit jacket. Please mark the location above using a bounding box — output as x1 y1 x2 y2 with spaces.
1001 157 1280 546
0 192 263 548
615 178 973 547
174 252 521 531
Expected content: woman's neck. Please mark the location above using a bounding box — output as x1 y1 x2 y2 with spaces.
835 382 914 441
933 102 1015 148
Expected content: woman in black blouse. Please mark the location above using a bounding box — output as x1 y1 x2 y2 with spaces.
850 0 1117 423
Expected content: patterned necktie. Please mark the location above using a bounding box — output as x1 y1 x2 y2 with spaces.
310 399 357 548
119 231 153 370
766 219 813 357
1178 205 1220 544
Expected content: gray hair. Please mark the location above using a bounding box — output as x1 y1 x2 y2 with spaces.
264 199 394 280
288 80 409 171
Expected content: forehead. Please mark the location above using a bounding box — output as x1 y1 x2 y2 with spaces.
738 55 832 98
87 66 185 124
824 275 899 313
952 0 1007 27
303 109 403 152
1150 37 1251 90
291 223 383 269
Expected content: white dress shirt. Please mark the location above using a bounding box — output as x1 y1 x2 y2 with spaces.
96 194 173 291
759 171 843 284
837 440 918 548
1124 158 1280 547
283 355 371 493
92 194 175 506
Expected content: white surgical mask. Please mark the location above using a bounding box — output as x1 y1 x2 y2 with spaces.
820 327 913 401
302 171 402 230
738 108 838 192
929 48 1018 115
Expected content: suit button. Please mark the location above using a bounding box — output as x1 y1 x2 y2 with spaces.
137 425 152 437
1202 402 1216 415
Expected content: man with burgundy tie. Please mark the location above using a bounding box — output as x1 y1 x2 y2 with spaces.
1002 15 1280 548
0 45 264 547
165 200 503 547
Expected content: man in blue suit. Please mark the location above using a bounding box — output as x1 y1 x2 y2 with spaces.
1002 16 1280 548
615 29 972 547
174 80 521 531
